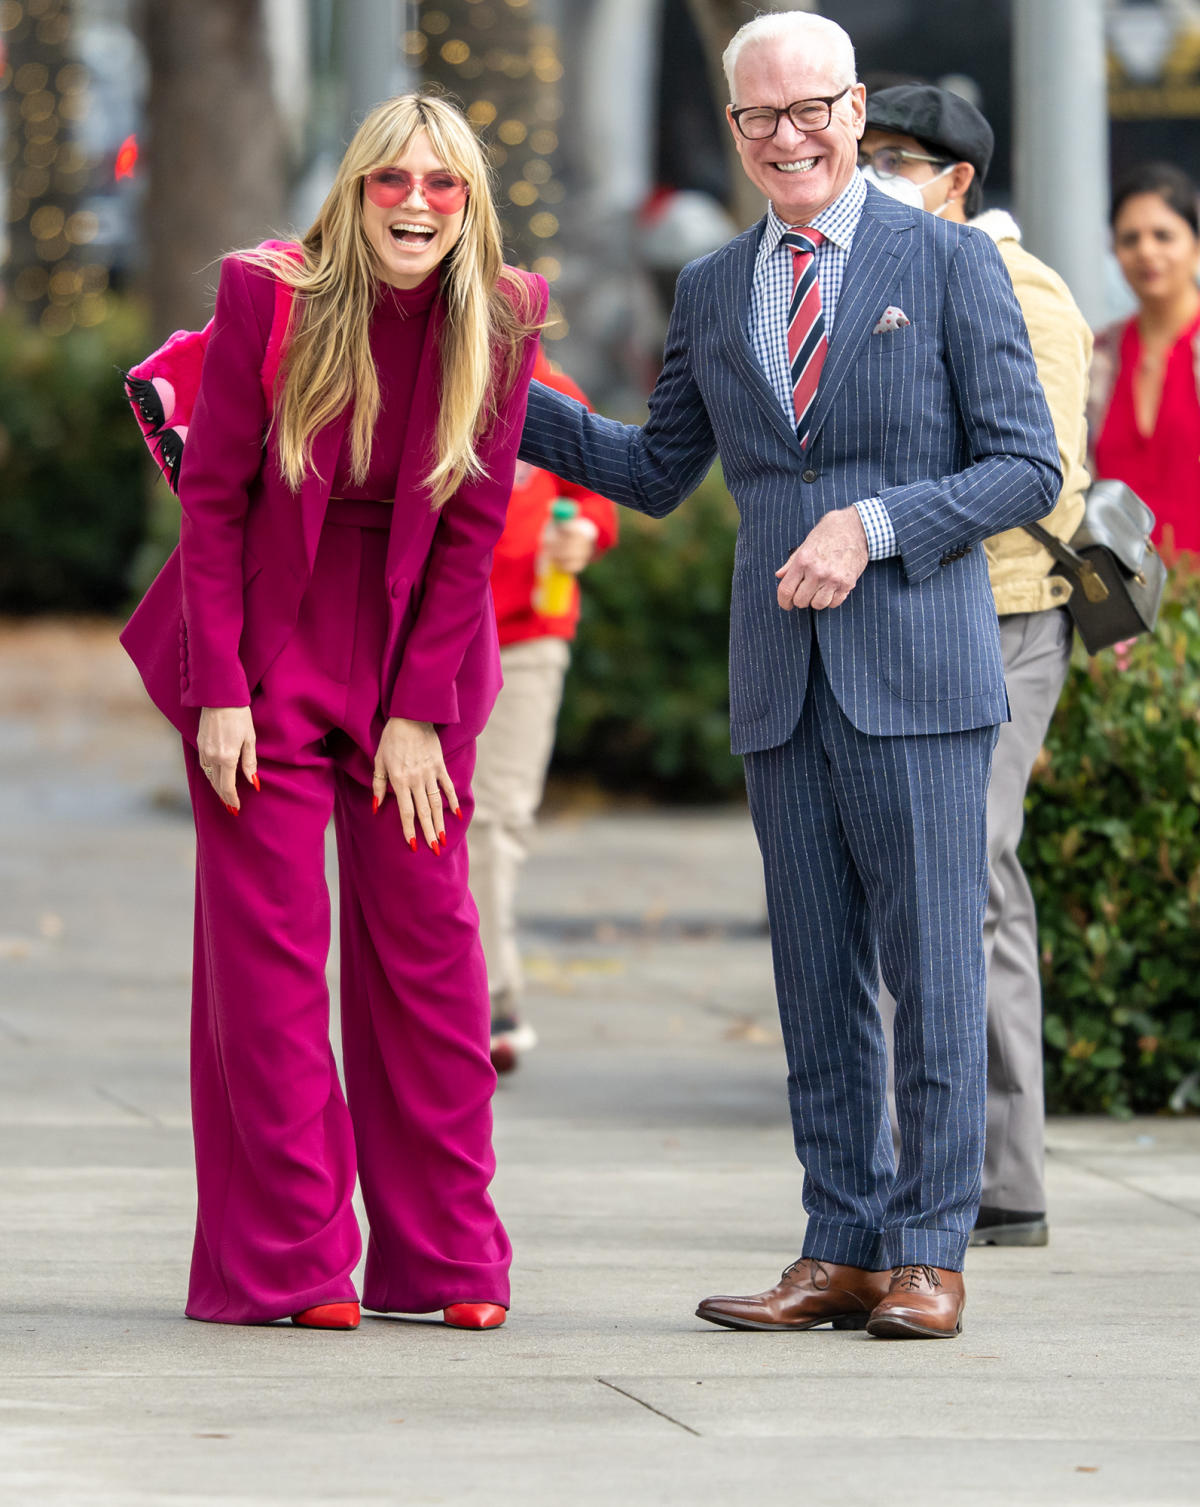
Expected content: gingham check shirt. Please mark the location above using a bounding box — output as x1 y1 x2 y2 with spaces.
749 170 896 559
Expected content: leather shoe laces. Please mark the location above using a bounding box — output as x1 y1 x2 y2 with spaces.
780 1257 830 1289
891 1264 942 1292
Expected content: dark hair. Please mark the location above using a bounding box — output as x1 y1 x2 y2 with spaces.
1110 162 1199 235
913 134 984 219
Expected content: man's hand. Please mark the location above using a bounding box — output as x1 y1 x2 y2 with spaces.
775 506 869 611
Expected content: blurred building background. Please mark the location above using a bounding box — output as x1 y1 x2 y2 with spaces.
2 0 1200 397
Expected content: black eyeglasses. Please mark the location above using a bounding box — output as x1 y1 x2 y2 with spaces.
858 146 948 180
730 88 851 141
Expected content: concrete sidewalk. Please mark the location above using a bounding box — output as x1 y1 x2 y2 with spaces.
1 621 1198 1507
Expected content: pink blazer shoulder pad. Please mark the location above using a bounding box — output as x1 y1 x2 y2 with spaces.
496 265 549 323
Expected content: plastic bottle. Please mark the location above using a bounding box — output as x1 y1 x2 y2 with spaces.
532 498 579 617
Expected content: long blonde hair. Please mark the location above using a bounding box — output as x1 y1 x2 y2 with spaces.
240 92 542 505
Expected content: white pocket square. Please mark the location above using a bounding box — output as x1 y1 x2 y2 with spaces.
872 306 911 334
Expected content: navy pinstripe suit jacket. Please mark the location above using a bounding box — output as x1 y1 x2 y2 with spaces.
519 184 1062 755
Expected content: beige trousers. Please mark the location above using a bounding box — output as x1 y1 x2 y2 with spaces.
469 636 570 1006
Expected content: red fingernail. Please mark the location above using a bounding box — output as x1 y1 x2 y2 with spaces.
371 795 380 815
438 830 446 845
430 839 440 857
225 803 238 816
251 774 261 793
409 836 418 853
454 806 463 821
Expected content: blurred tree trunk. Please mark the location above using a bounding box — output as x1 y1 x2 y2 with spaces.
142 0 286 339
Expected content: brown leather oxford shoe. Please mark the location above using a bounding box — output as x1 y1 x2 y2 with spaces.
866 1264 965 1339
696 1258 893 1332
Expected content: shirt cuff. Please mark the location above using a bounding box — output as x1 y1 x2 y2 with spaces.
854 497 897 560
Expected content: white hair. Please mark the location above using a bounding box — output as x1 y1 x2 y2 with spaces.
722 11 858 101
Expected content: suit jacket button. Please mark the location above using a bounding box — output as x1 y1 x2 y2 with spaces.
180 675 189 691
390 576 408 600
801 469 818 484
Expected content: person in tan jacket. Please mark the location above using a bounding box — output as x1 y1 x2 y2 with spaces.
862 85 1092 1248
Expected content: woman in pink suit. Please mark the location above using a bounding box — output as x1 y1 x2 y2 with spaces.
121 93 547 1331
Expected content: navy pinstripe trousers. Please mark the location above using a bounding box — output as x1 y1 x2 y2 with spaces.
744 640 996 1272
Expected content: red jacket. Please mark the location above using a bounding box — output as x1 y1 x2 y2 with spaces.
491 350 618 646
121 253 548 751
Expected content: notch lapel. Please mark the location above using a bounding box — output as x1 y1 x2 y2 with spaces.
804 199 916 448
721 223 805 456
386 294 447 579
299 410 349 575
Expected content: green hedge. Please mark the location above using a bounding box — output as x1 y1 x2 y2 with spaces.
0 303 151 613
1024 570 1200 1117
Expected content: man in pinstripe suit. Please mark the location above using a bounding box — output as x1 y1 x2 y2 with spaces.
518 12 1061 1338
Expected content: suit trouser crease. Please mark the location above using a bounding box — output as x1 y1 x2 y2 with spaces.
470 636 570 1004
878 607 1071 1214
743 635 994 1272
185 508 510 1324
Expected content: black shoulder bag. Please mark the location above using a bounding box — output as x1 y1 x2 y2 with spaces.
1023 480 1167 655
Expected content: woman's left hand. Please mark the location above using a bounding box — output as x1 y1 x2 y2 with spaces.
373 718 459 853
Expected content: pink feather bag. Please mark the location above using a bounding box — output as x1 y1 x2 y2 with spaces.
122 239 301 492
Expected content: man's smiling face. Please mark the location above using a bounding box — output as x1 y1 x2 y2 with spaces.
727 35 866 226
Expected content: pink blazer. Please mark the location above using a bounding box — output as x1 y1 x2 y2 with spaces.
121 255 548 752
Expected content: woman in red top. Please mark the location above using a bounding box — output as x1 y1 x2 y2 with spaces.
472 350 618 1070
1092 162 1200 558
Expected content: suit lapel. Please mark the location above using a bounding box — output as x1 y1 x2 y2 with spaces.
805 196 916 447
721 223 805 456
299 410 348 575
387 294 447 579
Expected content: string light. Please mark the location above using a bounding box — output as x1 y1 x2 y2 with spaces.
416 1 564 288
4 4 567 335
1 0 108 333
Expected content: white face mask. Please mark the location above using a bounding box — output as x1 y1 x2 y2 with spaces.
861 162 955 216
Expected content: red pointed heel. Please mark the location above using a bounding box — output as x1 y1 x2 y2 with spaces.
291 1301 360 1330
443 1302 506 1330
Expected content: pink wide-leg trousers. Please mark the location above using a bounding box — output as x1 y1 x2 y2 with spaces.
183 503 511 1324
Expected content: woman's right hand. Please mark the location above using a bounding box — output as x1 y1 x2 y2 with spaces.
197 706 258 812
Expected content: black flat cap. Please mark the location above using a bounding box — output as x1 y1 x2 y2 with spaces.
865 84 994 184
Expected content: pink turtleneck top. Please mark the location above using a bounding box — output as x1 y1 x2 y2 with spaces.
330 271 439 500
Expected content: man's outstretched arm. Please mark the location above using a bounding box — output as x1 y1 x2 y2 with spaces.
519 262 719 519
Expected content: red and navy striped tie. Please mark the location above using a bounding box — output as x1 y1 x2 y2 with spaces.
782 227 827 448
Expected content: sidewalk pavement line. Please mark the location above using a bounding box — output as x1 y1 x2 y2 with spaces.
92 1084 165 1130
1049 1151 1200 1222
596 1378 702 1437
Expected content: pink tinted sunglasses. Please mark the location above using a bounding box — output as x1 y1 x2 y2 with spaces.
363 167 470 214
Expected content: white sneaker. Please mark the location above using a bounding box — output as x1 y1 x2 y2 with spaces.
490 1013 538 1074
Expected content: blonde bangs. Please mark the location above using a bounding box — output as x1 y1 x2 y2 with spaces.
236 91 542 505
